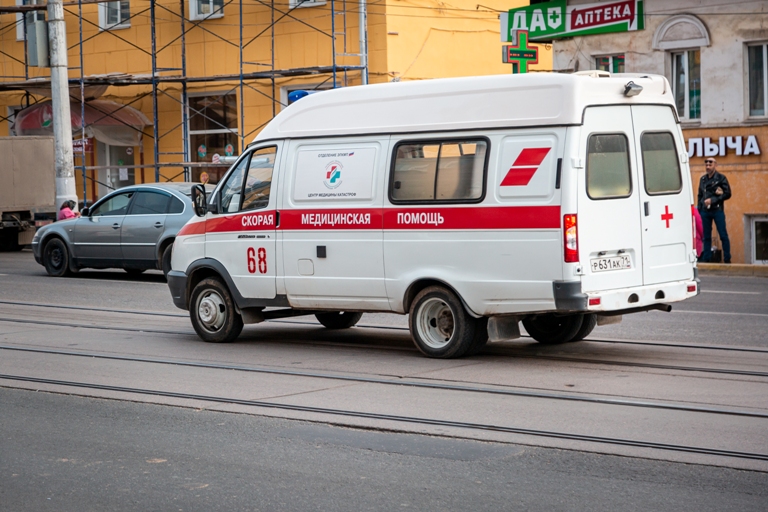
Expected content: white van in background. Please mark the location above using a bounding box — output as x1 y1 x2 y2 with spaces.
168 72 699 358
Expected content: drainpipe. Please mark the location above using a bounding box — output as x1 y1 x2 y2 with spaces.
359 0 368 84
48 0 77 209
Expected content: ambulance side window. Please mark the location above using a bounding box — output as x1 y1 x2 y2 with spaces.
390 139 487 203
641 132 682 195
241 147 276 211
219 157 248 213
586 134 632 199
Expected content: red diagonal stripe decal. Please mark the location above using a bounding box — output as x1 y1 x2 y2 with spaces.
500 147 552 187
512 147 551 167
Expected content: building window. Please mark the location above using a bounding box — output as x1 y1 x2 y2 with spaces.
672 50 701 120
595 55 625 73
98 2 131 30
288 0 326 8
189 0 224 20
753 217 768 264
748 43 767 117
15 0 45 41
188 93 238 184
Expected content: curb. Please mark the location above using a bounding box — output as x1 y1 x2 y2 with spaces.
698 263 768 277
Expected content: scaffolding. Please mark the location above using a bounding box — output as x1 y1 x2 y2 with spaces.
0 0 368 202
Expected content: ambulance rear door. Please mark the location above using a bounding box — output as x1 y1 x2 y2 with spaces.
577 106 644 293
630 105 694 285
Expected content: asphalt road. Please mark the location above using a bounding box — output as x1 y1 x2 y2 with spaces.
1 250 767 510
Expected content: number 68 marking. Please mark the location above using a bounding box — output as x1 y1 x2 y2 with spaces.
247 247 267 274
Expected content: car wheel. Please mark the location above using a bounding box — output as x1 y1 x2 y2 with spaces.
161 244 173 277
522 313 584 345
409 286 480 359
568 313 597 343
315 312 363 329
42 238 71 277
190 277 243 343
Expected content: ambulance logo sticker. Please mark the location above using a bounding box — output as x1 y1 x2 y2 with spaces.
324 161 343 189
500 147 551 186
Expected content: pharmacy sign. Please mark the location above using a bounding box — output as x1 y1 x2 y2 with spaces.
501 0 644 42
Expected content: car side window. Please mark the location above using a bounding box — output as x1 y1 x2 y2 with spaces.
586 134 632 200
219 157 248 214
129 191 170 215
91 191 134 216
241 147 276 211
390 139 487 203
167 195 185 214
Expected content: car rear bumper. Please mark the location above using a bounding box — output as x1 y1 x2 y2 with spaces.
167 270 189 310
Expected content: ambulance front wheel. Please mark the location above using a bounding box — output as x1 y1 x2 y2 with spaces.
409 286 481 359
315 312 363 329
522 313 584 345
190 277 243 343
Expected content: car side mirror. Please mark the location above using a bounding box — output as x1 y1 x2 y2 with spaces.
191 184 207 217
81 207 90 217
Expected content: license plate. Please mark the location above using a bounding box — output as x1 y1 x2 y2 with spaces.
590 255 632 273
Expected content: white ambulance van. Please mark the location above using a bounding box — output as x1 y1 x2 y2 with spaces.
168 72 699 358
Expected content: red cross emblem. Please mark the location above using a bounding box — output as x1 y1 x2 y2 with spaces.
661 205 673 228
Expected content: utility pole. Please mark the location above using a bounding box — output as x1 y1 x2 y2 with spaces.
48 0 77 209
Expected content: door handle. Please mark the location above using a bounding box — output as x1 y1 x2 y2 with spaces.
154 222 163 228
644 202 649 216
112 223 120 229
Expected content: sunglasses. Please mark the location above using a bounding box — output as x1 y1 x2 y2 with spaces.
705 160 715 164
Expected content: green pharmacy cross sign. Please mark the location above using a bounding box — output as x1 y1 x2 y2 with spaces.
502 31 538 73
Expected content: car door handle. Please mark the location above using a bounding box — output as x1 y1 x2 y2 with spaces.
644 202 649 216
154 222 163 228
112 223 120 229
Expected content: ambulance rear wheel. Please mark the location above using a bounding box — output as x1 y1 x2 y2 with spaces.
409 286 479 359
522 313 583 345
568 313 597 343
190 277 243 343
315 312 363 329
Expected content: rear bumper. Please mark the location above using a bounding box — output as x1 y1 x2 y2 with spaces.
167 270 189 310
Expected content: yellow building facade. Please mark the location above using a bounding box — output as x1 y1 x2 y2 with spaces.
0 0 549 202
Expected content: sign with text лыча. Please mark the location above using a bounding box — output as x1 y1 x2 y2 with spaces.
500 0 644 42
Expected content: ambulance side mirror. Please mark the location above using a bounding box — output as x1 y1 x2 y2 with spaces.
191 184 207 217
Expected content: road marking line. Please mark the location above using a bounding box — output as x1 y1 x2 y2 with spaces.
700 290 761 295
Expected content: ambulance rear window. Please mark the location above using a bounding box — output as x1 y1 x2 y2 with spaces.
390 139 487 203
586 134 632 199
641 132 682 195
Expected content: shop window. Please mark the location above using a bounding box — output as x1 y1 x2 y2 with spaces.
595 55 624 73
98 1 130 30
15 0 45 41
748 43 767 117
754 218 768 264
188 93 238 184
390 139 487 203
672 50 701 120
189 0 224 20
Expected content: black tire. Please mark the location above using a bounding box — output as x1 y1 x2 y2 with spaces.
125 268 145 276
522 313 584 345
409 286 480 359
42 238 71 277
466 316 489 356
568 313 597 343
315 311 363 329
161 244 173 277
189 277 243 343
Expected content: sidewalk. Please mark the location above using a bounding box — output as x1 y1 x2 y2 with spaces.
698 263 768 277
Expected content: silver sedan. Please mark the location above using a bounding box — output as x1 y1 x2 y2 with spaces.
32 183 212 278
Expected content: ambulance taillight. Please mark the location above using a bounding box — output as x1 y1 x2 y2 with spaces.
564 214 578 263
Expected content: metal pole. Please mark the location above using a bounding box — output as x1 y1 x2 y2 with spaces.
151 0 160 182
47 0 77 208
359 0 368 84
180 0 189 180
331 0 337 88
78 0 87 206
239 0 244 152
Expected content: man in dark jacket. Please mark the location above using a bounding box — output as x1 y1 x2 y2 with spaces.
697 157 732 263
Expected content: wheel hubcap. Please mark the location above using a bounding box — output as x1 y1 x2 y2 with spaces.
197 291 226 332
48 247 63 269
417 297 455 349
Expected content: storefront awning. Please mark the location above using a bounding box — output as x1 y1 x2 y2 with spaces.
12 99 151 146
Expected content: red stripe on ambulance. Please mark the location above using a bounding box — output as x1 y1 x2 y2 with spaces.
500 147 551 186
